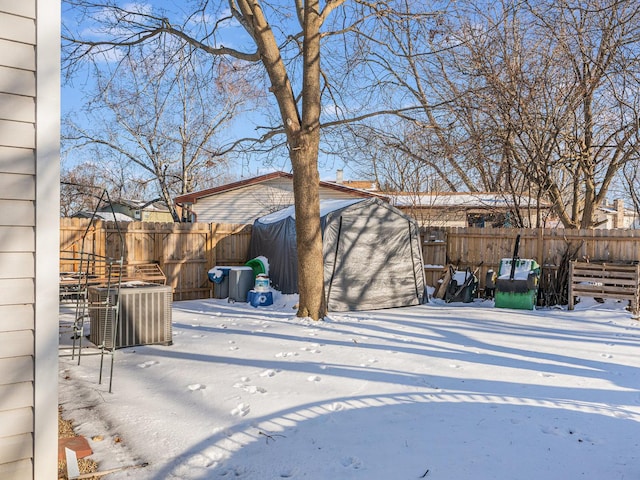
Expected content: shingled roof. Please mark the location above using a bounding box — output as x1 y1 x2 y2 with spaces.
174 171 387 204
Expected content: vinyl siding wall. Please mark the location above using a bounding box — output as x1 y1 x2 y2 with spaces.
192 177 367 224
0 1 59 479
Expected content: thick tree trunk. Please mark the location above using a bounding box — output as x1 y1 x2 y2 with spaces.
292 0 325 319
291 132 326 319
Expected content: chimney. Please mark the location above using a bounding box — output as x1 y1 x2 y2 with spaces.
336 169 344 184
614 198 625 228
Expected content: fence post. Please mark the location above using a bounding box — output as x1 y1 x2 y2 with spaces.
536 227 544 264
207 223 217 271
154 223 164 271
96 219 106 260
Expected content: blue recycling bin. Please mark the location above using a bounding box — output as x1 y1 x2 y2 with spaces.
208 266 232 299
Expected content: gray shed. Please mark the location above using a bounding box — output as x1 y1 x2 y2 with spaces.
249 197 425 311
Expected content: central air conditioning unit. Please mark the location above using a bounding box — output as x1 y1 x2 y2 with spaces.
88 283 173 349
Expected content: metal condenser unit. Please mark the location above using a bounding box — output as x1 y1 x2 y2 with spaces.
88 283 173 349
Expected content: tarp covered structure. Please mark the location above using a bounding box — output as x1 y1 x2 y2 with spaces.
249 197 425 312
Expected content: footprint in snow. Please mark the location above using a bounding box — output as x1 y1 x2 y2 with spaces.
191 334 206 338
276 352 299 358
540 426 561 436
231 403 250 417
300 346 322 353
341 456 363 469
233 383 267 394
137 360 158 368
600 353 613 359
260 369 278 378
185 452 217 468
188 383 206 391
217 465 248 477
308 375 321 382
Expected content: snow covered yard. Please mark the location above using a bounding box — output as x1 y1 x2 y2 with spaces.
58 295 640 479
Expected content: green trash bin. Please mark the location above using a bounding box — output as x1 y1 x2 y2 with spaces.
494 258 540 310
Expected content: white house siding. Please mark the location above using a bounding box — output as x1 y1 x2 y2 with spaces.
0 2 59 480
193 177 366 224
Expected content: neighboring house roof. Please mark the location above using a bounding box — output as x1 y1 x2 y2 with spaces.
100 198 170 212
340 180 379 191
73 211 135 222
386 192 550 209
174 171 387 204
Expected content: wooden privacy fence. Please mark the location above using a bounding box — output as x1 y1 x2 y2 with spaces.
421 227 640 305
61 219 640 304
60 218 253 301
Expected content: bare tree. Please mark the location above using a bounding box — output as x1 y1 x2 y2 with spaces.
461 0 639 227
63 37 257 221
469 0 640 228
60 161 109 216
331 3 496 194
60 151 158 216
622 162 640 227
344 121 449 192
343 0 640 229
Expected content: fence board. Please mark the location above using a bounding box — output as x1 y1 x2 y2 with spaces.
212 224 253 266
60 218 106 274
160 225 209 301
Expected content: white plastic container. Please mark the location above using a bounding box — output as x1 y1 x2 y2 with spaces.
254 274 270 292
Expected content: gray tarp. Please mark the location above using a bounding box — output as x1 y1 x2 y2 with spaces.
249 197 425 312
